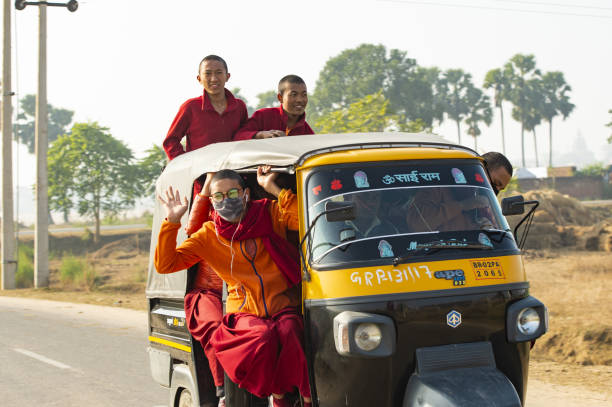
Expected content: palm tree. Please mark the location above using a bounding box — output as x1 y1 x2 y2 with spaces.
523 79 544 167
505 54 540 167
539 72 575 167
483 68 511 155
607 109 612 143
442 69 472 144
464 85 493 150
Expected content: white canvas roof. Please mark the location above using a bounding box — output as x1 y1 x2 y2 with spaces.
146 132 474 298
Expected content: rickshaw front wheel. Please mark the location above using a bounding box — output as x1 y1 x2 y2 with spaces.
178 388 194 407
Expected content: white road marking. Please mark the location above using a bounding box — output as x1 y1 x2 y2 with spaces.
13 348 72 370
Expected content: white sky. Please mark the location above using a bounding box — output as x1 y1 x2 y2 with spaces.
3 0 612 192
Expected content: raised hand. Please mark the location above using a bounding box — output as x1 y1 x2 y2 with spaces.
257 165 281 197
158 186 189 223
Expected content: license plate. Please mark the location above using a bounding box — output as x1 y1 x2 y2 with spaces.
471 259 505 280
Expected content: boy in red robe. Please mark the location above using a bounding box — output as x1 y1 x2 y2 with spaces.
233 75 314 140
155 167 311 407
162 55 247 406
163 55 248 159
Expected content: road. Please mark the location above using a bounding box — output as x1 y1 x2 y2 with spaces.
0 296 166 407
16 223 149 236
0 296 608 407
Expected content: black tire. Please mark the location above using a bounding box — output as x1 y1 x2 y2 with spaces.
178 388 194 407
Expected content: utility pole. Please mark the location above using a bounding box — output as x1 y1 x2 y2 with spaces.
15 0 78 287
1 0 16 290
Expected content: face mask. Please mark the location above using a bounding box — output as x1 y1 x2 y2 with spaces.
213 195 246 222
492 185 500 196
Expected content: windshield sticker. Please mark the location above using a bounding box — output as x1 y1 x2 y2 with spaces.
353 171 370 188
451 168 467 184
406 238 469 252
331 179 343 190
478 233 493 248
350 264 433 286
434 269 466 286
471 259 506 280
312 185 322 195
382 171 441 185
475 173 485 183
378 240 394 258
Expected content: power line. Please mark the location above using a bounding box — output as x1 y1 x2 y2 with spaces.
496 0 612 12
378 0 612 19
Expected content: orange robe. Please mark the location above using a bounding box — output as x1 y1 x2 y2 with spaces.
155 189 299 318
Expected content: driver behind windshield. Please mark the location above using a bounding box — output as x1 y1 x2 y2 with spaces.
405 187 489 232
345 191 398 239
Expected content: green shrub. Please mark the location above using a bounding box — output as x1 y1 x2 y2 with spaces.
78 266 98 291
60 255 85 284
15 245 34 288
59 255 98 290
81 228 94 243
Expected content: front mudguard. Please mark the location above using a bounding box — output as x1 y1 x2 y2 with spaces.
403 342 521 407
403 366 521 407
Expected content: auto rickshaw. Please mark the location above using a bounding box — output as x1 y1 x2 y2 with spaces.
146 132 547 407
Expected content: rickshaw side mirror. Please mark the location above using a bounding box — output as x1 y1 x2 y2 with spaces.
325 201 356 222
502 195 525 216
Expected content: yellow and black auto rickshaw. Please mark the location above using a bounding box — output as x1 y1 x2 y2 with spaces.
146 133 547 407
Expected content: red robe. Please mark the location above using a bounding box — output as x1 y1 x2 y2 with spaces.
233 106 314 140
163 88 248 159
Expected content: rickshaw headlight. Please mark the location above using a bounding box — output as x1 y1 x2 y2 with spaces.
333 311 395 357
506 296 548 343
517 307 540 335
354 323 382 351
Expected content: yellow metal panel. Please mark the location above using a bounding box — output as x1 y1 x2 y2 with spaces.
149 335 192 353
303 255 526 300
298 148 479 170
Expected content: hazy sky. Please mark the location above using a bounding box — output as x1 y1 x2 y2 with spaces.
3 0 612 191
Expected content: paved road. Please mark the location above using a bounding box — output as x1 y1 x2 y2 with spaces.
0 297 608 407
0 297 167 407
16 224 149 236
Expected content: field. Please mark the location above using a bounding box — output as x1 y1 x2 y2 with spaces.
1 227 611 399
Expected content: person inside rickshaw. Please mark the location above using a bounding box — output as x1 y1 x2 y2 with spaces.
156 166 311 407
404 186 491 232
341 190 398 240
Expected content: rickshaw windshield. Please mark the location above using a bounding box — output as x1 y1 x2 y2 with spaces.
306 160 514 268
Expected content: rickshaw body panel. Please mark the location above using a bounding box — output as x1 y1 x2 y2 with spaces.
302 254 525 300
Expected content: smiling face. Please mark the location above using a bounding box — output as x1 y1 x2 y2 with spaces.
197 60 229 97
278 82 308 117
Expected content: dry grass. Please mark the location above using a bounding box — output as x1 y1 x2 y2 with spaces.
525 250 612 395
526 250 612 366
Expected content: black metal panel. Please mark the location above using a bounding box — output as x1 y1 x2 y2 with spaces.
150 298 191 346
305 288 530 407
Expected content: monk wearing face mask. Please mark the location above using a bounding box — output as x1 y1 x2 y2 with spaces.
155 166 311 407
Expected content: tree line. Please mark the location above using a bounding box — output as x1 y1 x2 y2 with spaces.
14 43 604 235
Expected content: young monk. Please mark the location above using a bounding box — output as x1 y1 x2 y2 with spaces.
233 74 314 140
155 167 311 407
162 55 247 406
163 55 248 159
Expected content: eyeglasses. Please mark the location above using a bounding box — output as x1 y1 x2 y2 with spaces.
210 188 242 203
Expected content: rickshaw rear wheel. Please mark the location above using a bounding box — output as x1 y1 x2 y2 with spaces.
178 388 193 407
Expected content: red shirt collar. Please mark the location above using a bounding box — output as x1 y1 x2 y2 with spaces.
202 88 238 113
277 105 307 130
